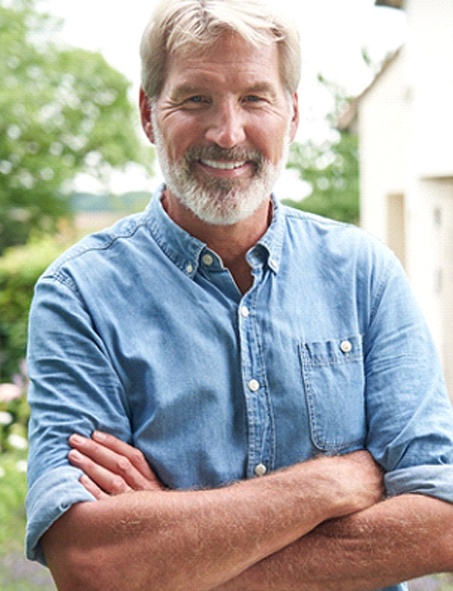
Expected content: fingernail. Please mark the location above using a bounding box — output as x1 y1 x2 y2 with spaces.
69 449 82 461
93 430 106 441
69 434 82 445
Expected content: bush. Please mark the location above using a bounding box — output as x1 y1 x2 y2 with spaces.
0 449 28 551
0 363 29 454
0 237 67 382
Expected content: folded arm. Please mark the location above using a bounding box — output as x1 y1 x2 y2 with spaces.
215 492 453 591
44 433 453 591
41 433 383 591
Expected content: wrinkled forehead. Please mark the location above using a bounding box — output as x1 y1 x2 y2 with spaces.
163 31 286 93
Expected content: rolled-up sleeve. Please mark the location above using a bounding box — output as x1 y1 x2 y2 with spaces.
364 253 453 502
26 467 95 564
26 274 132 564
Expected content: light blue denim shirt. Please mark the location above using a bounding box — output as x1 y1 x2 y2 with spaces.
26 187 453 590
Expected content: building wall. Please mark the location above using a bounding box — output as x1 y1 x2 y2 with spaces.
358 51 412 246
407 0 453 176
359 0 453 400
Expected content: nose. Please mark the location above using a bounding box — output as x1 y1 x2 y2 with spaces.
204 102 246 148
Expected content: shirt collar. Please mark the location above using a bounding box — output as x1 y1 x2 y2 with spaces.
252 196 284 274
146 184 285 277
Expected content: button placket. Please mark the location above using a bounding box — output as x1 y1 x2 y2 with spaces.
238 291 275 479
248 379 260 393
254 463 268 477
240 305 250 318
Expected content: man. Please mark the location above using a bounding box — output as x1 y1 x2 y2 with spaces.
26 1 453 590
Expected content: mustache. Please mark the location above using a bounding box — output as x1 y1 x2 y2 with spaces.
185 145 264 166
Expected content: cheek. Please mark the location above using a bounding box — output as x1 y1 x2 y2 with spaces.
258 132 287 164
248 116 291 162
169 124 205 159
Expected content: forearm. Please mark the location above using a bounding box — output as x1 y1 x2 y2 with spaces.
42 454 381 591
216 494 453 591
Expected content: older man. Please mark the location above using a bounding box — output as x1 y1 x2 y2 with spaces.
26 1 453 590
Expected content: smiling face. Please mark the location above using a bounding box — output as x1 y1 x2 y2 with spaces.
141 33 299 226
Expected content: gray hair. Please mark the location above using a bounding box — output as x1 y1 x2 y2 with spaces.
140 0 301 99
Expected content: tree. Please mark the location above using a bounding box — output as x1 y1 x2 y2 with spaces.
284 75 360 225
285 130 360 225
0 0 153 254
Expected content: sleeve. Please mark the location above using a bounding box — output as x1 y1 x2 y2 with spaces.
26 275 132 565
363 250 453 503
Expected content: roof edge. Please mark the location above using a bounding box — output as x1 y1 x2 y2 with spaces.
375 0 404 8
337 48 403 130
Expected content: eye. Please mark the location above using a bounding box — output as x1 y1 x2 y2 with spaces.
243 95 270 107
180 95 210 110
184 95 210 106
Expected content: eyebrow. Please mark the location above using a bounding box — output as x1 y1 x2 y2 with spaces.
245 82 278 96
170 85 204 101
170 81 279 101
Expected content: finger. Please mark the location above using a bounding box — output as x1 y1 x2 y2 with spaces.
79 474 110 501
69 434 163 492
69 448 131 496
92 431 158 482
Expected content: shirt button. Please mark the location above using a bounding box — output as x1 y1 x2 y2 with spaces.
269 259 279 272
240 306 250 318
340 340 353 354
202 254 214 266
254 464 268 477
248 379 260 392
186 264 194 274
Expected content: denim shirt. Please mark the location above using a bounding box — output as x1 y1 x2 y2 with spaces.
26 187 453 590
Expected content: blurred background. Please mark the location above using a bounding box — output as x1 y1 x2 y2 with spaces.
0 0 451 588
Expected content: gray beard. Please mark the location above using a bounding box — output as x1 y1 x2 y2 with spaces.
152 114 289 226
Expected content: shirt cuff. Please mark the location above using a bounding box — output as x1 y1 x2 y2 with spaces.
385 464 453 503
26 466 96 565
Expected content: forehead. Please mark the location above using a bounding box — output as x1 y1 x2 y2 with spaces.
162 34 283 93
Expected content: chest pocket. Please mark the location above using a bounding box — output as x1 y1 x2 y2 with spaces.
299 335 366 453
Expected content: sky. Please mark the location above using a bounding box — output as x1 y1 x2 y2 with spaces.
39 0 407 195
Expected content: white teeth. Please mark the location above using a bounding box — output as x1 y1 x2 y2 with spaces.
201 159 246 170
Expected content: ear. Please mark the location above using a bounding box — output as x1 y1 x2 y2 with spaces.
289 93 299 142
139 87 155 144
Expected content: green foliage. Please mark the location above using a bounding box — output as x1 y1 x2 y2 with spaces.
284 73 359 225
0 0 153 254
0 447 56 589
0 450 28 551
284 130 360 225
0 383 29 457
0 237 67 381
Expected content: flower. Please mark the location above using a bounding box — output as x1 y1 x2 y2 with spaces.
0 383 22 403
7 433 28 451
16 460 27 473
0 411 13 426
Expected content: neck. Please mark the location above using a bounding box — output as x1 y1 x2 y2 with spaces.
162 191 272 293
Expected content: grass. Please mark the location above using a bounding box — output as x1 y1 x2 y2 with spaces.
0 451 55 590
0 451 28 553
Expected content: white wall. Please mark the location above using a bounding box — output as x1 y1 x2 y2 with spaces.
407 0 453 177
359 0 453 399
358 51 412 243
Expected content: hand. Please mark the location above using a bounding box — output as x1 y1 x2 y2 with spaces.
68 431 165 499
329 450 385 518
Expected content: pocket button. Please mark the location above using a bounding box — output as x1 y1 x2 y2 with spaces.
340 340 353 354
